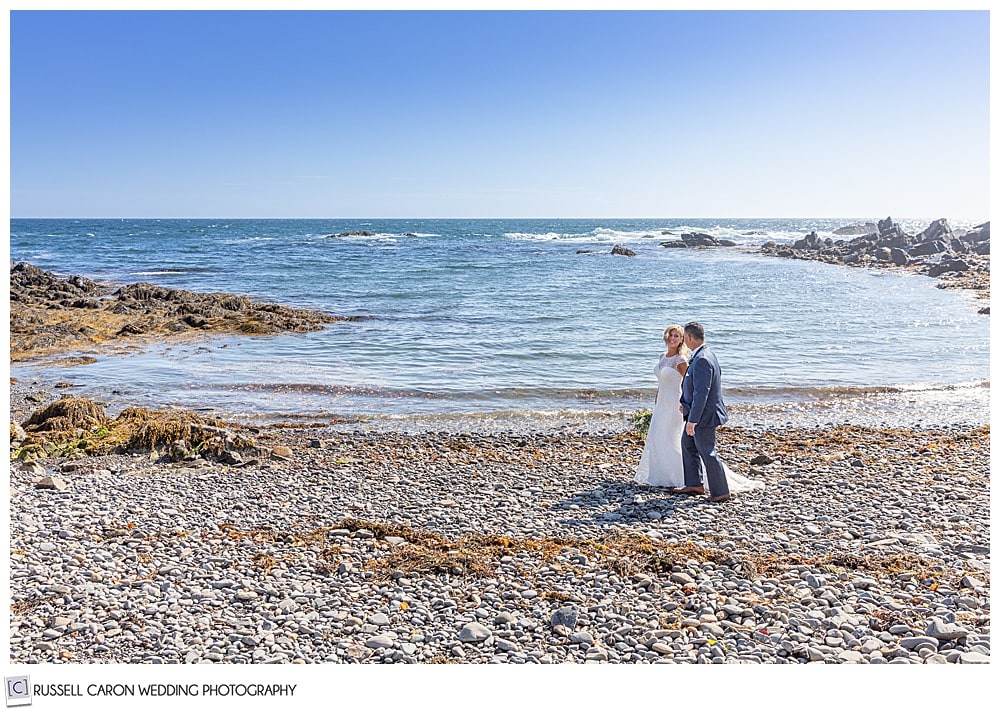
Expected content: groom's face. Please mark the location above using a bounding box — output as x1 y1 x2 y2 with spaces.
683 332 696 350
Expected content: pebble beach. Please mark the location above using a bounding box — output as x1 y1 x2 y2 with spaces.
6 255 991 672
8 380 990 666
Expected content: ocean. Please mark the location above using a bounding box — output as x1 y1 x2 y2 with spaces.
8 218 990 430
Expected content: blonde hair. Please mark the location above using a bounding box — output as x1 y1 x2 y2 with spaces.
663 324 690 358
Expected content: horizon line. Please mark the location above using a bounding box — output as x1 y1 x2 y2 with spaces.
8 215 986 222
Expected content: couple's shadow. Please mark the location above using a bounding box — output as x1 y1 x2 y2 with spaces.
550 479 706 530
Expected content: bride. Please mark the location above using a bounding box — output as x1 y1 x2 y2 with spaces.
634 324 763 495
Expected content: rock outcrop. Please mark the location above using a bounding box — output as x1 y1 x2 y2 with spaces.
658 232 737 249
760 218 989 301
9 262 346 361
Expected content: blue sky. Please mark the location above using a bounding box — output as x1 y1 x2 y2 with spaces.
8 9 990 219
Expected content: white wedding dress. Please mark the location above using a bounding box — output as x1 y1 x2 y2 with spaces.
634 352 764 495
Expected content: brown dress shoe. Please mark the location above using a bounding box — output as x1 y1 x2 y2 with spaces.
709 493 732 503
670 486 705 495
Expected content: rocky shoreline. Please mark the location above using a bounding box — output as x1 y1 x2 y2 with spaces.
8 378 990 665
9 262 350 363
587 217 990 312
760 217 990 308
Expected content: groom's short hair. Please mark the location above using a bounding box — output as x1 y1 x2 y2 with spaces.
684 322 705 341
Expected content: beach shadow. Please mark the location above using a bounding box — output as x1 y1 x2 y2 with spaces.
550 479 707 530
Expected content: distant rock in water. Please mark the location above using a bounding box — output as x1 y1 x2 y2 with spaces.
658 233 735 249
833 222 878 236
611 244 636 257
759 217 990 305
9 262 346 361
327 230 374 237
680 233 720 247
792 231 834 250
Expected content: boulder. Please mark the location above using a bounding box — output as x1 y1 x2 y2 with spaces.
271 445 294 459
611 244 636 257
881 231 915 249
877 216 904 238
792 232 827 250
458 622 492 643
909 240 948 257
833 222 878 236
550 605 579 630
963 222 990 243
925 618 969 641
890 248 909 267
680 233 720 247
35 476 68 491
659 241 687 249
917 219 953 243
928 258 970 278
20 460 46 477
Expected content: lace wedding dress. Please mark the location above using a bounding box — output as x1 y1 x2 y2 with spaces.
634 353 688 488
634 352 764 494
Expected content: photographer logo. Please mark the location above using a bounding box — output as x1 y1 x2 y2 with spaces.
5 677 31 707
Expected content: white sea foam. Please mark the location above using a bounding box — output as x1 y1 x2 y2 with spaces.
504 231 571 241
504 225 805 246
335 233 399 243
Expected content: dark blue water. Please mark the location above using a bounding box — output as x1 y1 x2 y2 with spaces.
9 218 989 426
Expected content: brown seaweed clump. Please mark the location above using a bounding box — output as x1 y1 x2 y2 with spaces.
13 396 257 461
24 396 108 434
325 518 746 581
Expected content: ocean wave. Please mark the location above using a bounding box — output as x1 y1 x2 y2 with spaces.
328 233 400 243
504 226 799 246
203 382 649 401
726 380 989 399
129 266 217 276
504 231 573 241
198 380 989 410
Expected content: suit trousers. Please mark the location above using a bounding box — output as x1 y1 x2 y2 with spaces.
682 425 730 496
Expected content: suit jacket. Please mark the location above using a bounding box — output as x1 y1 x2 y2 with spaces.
680 344 729 428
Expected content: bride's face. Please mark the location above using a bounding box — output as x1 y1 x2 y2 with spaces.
664 330 682 349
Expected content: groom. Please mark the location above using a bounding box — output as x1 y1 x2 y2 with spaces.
674 322 731 503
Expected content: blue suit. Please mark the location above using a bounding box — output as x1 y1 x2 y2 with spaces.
679 344 730 495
